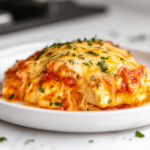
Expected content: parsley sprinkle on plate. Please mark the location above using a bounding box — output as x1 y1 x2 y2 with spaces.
135 131 145 137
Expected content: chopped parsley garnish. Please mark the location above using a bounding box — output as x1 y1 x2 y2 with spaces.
83 62 89 66
51 55 56 58
35 47 49 59
88 39 92 46
98 40 104 46
91 75 96 81
76 74 79 79
84 37 87 41
9 94 15 100
101 57 108 60
34 62 37 66
31 56 34 58
97 81 100 89
92 35 97 42
82 47 86 49
89 61 93 65
96 62 101 66
135 131 145 137
45 46 49 50
50 85 54 88
28 83 30 86
89 140 93 143
99 60 108 72
88 50 99 56
54 102 62 106
66 51 70 55
68 44 72 49
0 137 7 142
69 60 74 64
73 48 77 50
87 108 89 111
120 58 125 61
72 53 76 57
108 99 112 103
46 52 52 56
50 102 53 106
113 74 118 77
78 55 85 59
102 51 108 53
39 87 44 93
57 96 61 99
77 38 82 42
38 81 41 85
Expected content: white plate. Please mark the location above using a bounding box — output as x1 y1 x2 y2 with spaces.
0 41 150 133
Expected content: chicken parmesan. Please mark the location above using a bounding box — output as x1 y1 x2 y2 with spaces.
2 37 150 111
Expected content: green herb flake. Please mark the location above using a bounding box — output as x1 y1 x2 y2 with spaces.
31 56 34 58
108 99 112 103
0 137 7 142
28 83 31 86
51 55 56 58
135 131 145 137
97 81 100 89
69 60 74 64
77 38 82 43
102 51 108 53
66 51 70 56
57 96 61 99
45 46 49 50
84 37 87 41
98 40 104 46
9 94 15 100
89 61 93 65
92 35 97 42
78 55 85 59
68 44 72 49
82 47 86 49
54 102 62 106
50 102 53 106
72 53 76 57
34 62 37 66
89 140 93 143
96 62 101 66
39 87 45 93
120 58 125 61
113 74 118 77
76 74 79 79
87 108 89 111
99 60 108 72
88 40 92 46
91 75 96 81
50 85 54 88
83 62 89 66
46 52 52 56
101 57 108 60
88 50 99 56
38 81 41 85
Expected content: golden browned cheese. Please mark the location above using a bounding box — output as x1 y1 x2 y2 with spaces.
2 39 150 111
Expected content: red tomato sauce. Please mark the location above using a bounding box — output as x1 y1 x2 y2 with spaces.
118 68 144 93
62 77 76 87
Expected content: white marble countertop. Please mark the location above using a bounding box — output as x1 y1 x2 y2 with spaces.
0 3 150 150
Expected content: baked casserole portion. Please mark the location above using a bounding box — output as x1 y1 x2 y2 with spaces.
2 37 150 111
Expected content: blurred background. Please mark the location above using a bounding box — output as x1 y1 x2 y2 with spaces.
0 0 150 50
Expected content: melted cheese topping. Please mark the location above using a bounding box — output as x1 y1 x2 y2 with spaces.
2 40 150 111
